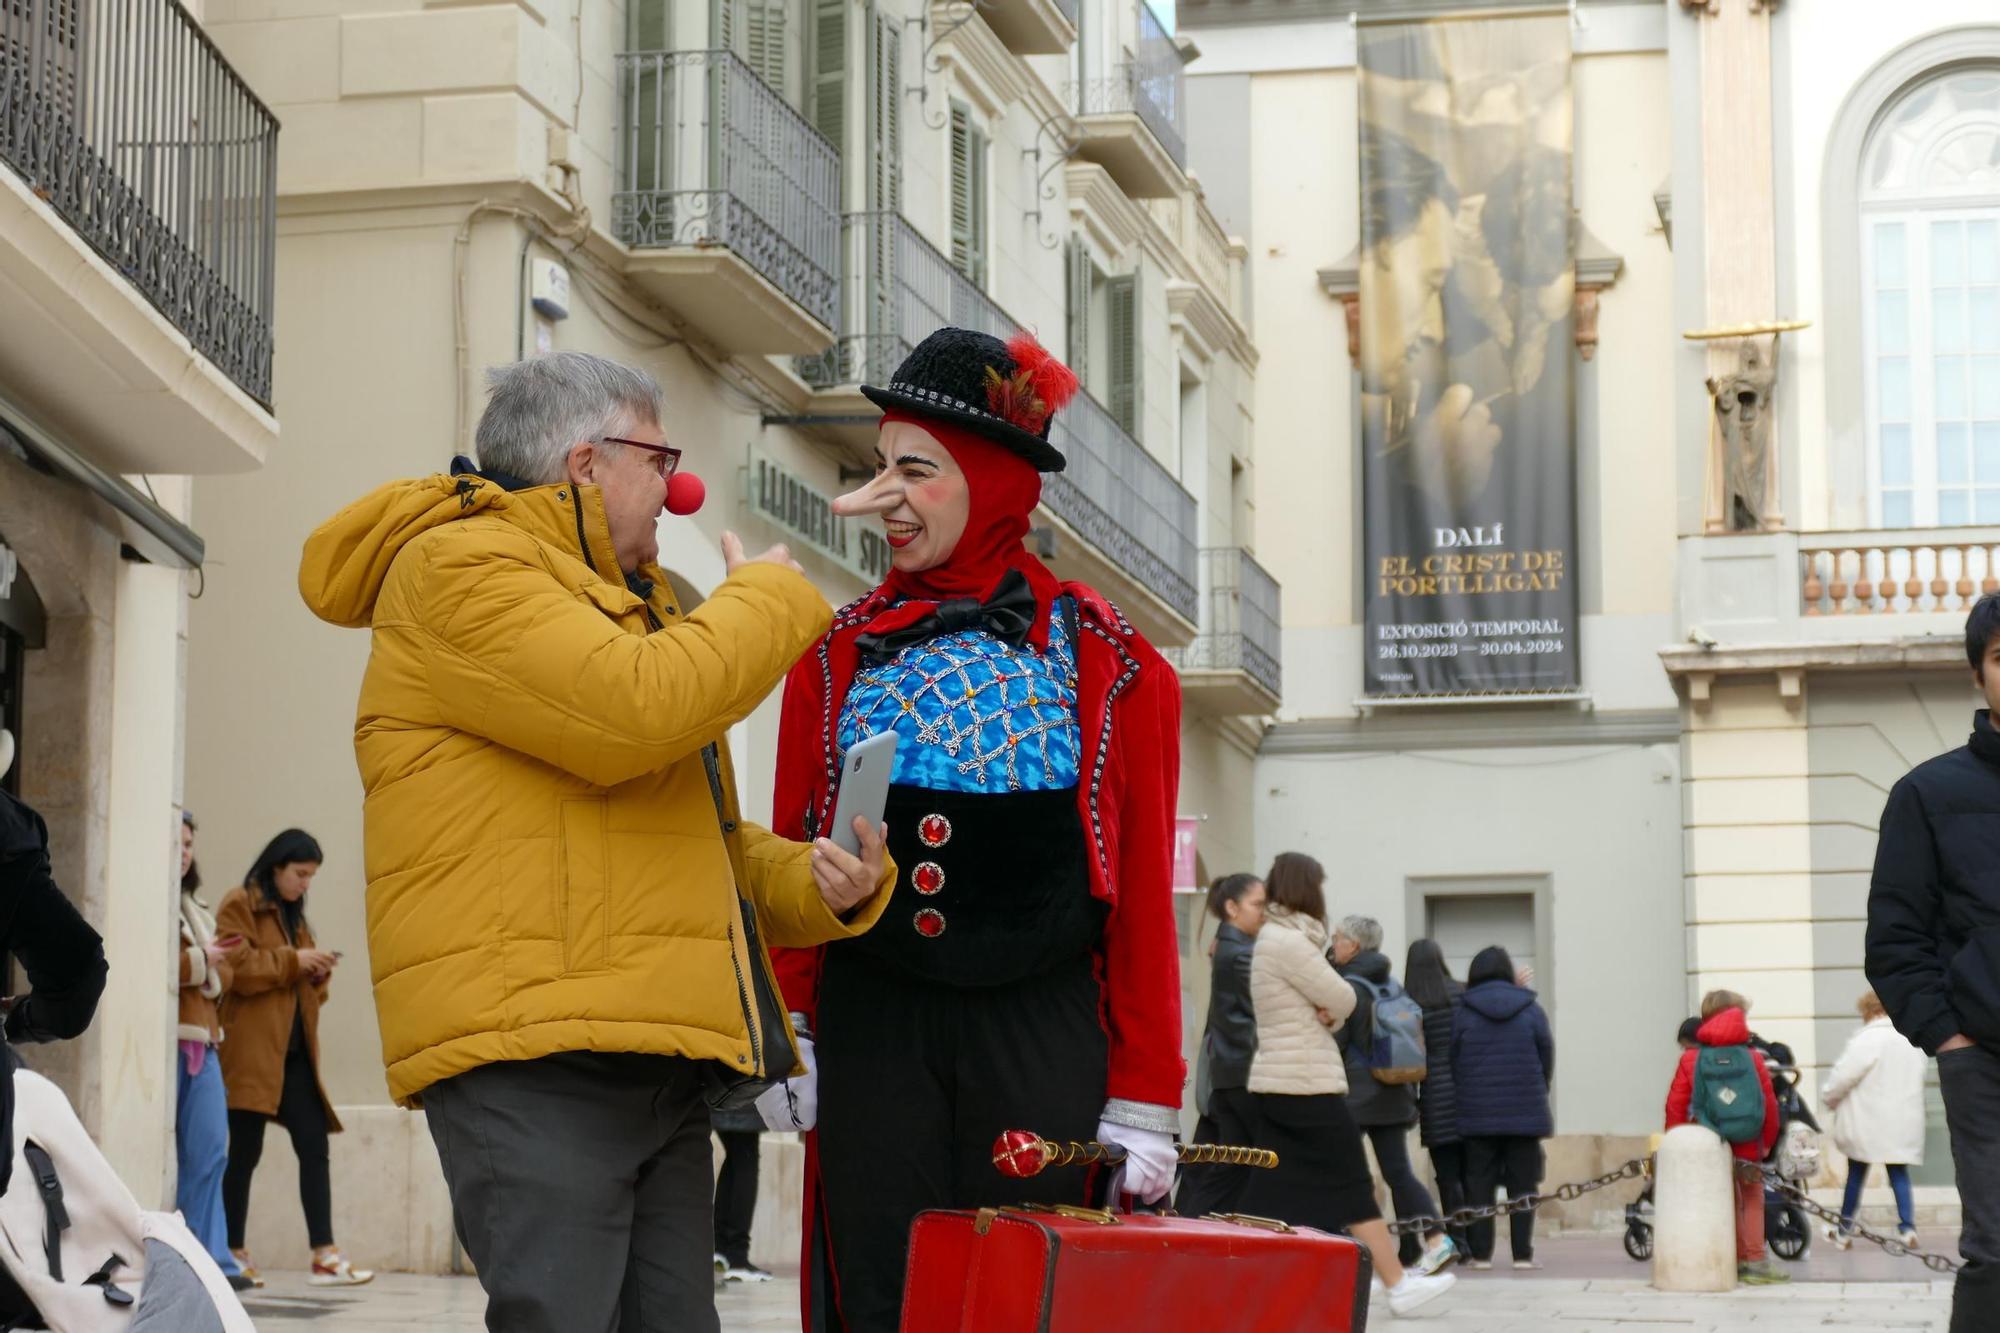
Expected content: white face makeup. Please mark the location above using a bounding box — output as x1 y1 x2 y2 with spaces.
833 420 972 574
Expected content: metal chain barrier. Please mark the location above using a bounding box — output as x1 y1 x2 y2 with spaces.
1386 1158 1650 1237
1761 1169 1963 1274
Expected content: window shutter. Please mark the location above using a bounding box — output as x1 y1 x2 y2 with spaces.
949 105 987 288
1066 239 1091 385
867 6 902 213
810 0 847 156
713 0 737 55
1107 273 1140 438
971 121 989 288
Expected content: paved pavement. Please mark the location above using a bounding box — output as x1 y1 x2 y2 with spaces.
242 1236 1958 1330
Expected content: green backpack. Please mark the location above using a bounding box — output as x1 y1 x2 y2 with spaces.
1692 1045 1766 1144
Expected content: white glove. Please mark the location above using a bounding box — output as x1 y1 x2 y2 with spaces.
755 1034 817 1131
1095 1119 1176 1204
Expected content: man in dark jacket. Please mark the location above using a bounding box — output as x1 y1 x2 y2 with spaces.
1866 594 2000 1331
0 783 109 1194
1177 874 1264 1217
1331 915 1455 1273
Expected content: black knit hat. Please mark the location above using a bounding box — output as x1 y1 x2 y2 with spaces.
860 327 1077 473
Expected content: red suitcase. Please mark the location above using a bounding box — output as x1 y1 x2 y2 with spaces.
899 1204 1372 1333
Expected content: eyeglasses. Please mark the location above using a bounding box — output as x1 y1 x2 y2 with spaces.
602 436 682 481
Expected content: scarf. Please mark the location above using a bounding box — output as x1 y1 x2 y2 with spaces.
854 411 1063 653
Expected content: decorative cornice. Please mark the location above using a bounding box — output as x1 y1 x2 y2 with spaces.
1261 708 1680 756
1574 219 1623 363
933 11 1031 120
1066 162 1150 261
1659 636 1965 709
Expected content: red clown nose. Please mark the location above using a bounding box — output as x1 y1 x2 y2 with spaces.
666 471 706 516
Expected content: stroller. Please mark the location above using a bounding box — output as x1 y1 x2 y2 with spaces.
1624 1049 1821 1263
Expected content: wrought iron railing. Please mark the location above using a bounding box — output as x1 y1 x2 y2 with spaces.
0 0 278 406
1045 391 1198 623
1165 547 1282 700
615 49 839 330
799 210 1014 388
1072 2 1185 167
1801 527 2000 615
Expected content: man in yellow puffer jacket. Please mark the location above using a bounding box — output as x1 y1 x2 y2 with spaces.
298 353 893 1332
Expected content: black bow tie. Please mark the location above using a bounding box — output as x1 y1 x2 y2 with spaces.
856 568 1039 661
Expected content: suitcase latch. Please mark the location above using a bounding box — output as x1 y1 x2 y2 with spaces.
1205 1212 1296 1234
1004 1202 1120 1226
973 1208 1000 1236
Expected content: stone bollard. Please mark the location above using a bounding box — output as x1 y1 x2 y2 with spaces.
1652 1124 1737 1292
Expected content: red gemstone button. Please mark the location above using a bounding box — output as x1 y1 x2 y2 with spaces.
918 813 953 848
913 861 946 896
914 908 946 938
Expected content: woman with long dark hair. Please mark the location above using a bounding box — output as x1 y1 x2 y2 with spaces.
1405 938 1468 1257
1240 853 1454 1318
1450 945 1554 1269
1177 872 1267 1217
176 813 250 1290
216 829 371 1287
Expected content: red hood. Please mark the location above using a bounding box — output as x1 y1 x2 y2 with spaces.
1696 1007 1751 1046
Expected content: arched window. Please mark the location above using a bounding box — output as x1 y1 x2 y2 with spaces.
1861 67 2000 528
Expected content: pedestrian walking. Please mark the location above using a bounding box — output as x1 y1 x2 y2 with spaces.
1866 593 2000 1332
1451 945 1553 1271
1823 991 1929 1249
298 352 891 1333
217 829 372 1288
1663 989 1783 1285
710 1107 773 1284
175 812 250 1290
1240 852 1455 1318
1405 938 1468 1256
1176 872 1266 1218
1331 915 1455 1274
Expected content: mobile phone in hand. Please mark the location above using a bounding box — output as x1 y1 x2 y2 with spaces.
828 731 898 856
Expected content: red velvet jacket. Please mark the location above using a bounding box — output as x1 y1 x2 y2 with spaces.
770 581 1186 1110
1663 1007 1779 1162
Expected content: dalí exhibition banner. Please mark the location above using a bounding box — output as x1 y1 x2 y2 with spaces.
1358 14 1578 696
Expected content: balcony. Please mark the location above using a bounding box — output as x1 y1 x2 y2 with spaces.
798 209 1198 641
614 50 839 356
975 0 1076 56
0 0 280 473
1070 2 1185 199
1164 547 1281 714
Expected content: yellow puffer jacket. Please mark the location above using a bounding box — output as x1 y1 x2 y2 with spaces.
298 470 891 1106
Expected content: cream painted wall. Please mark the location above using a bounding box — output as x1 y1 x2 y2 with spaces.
1777 4 2000 530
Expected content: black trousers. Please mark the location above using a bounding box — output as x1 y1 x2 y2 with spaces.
1365 1122 1441 1265
814 950 1107 1333
1940 1044 2000 1333
1464 1135 1542 1262
1175 1086 1257 1218
713 1130 761 1268
1428 1140 1471 1252
223 1042 333 1250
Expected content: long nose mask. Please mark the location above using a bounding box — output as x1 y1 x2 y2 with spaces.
832 470 905 518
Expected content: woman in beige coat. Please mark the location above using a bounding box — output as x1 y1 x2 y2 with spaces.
1240 853 1455 1319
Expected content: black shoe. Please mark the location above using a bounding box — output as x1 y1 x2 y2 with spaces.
226 1273 257 1293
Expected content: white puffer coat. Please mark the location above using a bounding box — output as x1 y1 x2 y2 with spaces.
1247 907 1358 1096
1823 1016 1929 1166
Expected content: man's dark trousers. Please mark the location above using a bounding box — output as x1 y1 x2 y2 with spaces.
1940 1043 2000 1333
425 1051 719 1333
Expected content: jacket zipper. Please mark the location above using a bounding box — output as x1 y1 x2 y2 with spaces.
637 595 767 1077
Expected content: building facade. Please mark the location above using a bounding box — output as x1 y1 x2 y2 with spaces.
0 0 281 1210
185 0 1266 1270
1184 0 1998 1225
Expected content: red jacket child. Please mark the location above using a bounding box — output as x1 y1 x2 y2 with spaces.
1664 1006 1780 1161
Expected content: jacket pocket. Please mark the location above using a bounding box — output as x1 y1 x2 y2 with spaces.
557 798 611 974
1947 925 2000 1047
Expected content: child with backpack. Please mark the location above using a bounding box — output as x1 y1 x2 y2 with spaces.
1664 989 1785 1285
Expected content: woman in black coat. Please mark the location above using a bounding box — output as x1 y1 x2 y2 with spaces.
1450 946 1554 1269
1177 872 1266 1217
1406 939 1468 1255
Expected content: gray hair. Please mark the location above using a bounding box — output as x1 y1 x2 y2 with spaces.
474 352 662 485
1336 914 1383 952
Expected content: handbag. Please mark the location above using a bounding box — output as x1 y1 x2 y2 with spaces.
695 743 790 1113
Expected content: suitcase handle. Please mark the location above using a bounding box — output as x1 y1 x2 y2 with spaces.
1203 1212 1296 1234
1002 1203 1121 1226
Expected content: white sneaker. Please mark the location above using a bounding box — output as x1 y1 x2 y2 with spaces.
1387 1271 1456 1317
1898 1228 1920 1247
1414 1235 1459 1276
723 1263 775 1283
1823 1224 1853 1251
307 1251 374 1286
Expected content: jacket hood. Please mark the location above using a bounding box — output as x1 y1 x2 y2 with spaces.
299 470 626 628
1264 905 1330 950
1696 1007 1752 1046
1461 979 1537 1021
1342 948 1392 984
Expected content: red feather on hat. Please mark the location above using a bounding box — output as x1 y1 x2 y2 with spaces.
983 330 1079 435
